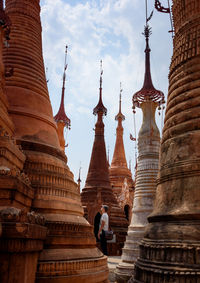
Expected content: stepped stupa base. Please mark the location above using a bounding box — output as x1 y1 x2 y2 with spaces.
37 250 108 283
115 262 135 283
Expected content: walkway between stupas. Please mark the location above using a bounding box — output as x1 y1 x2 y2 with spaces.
108 256 121 282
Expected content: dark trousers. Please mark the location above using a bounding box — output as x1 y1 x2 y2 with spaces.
100 230 108 255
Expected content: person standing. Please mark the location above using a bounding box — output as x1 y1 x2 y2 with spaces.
98 205 109 255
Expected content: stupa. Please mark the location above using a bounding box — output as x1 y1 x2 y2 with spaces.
109 84 134 223
132 0 200 281
2 0 109 282
115 20 164 282
0 2 47 283
81 62 129 256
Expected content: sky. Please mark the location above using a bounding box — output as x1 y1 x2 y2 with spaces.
40 0 173 189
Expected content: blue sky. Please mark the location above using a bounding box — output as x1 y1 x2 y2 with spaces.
40 0 173 189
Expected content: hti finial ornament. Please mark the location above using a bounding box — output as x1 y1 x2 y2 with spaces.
115 82 125 121
132 1 165 113
155 0 174 36
155 0 170 13
93 60 107 116
119 82 122 111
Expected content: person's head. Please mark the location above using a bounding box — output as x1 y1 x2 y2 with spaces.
101 205 108 214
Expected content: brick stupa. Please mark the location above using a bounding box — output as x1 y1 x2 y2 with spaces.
2 0 109 282
81 63 128 256
109 84 134 223
133 0 200 282
0 2 47 283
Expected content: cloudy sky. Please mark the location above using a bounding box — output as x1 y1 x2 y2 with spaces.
40 0 173 189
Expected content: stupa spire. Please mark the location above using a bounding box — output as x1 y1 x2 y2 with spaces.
81 66 129 255
54 45 71 128
111 83 127 169
115 82 125 122
109 83 134 225
77 165 81 194
93 60 107 116
133 23 165 108
85 60 109 188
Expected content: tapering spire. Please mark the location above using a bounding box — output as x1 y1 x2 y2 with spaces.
110 83 130 170
77 165 81 183
54 45 71 128
93 60 107 116
133 23 165 107
115 82 125 121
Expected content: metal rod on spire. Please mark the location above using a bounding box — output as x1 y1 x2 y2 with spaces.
119 82 123 113
145 0 148 25
93 60 107 116
62 45 68 89
100 59 103 92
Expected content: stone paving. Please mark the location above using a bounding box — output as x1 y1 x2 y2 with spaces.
107 256 121 282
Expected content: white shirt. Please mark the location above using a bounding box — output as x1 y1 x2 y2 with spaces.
100 212 109 231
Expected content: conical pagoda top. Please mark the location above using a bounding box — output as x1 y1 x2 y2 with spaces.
54 45 71 128
115 82 125 121
84 61 110 188
110 83 129 170
77 166 81 183
93 60 107 116
133 24 165 109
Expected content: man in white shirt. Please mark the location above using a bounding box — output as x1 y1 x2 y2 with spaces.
98 205 109 255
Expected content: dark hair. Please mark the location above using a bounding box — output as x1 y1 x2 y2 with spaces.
102 205 109 212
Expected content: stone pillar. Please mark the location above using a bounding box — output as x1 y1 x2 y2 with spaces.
132 0 200 282
115 101 160 282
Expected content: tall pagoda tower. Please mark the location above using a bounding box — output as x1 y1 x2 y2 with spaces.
0 2 47 283
115 22 164 282
133 0 200 282
54 45 71 152
81 63 128 255
2 0 109 282
109 84 134 223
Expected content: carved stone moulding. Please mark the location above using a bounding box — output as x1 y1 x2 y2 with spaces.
131 240 200 283
0 131 26 171
0 169 33 210
37 251 108 283
0 207 47 283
